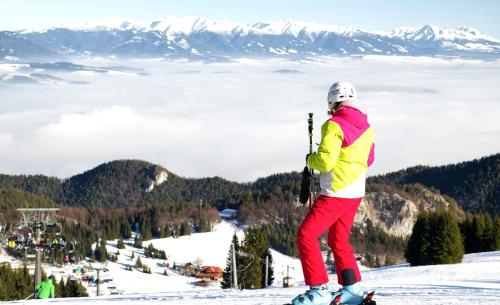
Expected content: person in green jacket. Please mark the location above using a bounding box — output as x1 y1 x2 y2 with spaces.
36 276 55 299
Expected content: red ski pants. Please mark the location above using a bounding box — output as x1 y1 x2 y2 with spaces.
297 195 362 286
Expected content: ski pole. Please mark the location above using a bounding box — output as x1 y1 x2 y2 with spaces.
307 113 314 209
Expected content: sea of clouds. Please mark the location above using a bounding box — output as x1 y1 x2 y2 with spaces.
0 56 499 181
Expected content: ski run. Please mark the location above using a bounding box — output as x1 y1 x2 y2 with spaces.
1 220 499 305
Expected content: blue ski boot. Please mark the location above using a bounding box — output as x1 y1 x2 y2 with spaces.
291 285 333 305
331 282 365 305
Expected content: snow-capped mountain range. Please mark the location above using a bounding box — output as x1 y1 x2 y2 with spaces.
1 17 499 60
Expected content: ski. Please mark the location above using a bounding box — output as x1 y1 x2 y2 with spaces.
329 291 376 305
284 291 375 305
357 291 376 305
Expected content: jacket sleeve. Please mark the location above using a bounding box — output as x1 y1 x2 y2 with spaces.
50 284 55 298
367 143 375 167
307 121 343 173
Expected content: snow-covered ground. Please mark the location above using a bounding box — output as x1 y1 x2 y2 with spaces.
94 221 304 295
142 221 245 267
0 221 304 297
1 221 500 305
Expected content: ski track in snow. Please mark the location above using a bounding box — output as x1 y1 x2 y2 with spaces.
4 281 500 305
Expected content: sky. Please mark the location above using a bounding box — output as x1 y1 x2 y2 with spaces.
1 0 499 37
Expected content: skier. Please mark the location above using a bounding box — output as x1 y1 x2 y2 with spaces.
36 275 55 299
291 82 375 305
52 237 59 249
8 238 15 249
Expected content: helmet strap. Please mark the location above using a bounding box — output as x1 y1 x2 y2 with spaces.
328 102 343 115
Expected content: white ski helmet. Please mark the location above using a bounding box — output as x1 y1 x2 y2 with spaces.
327 81 357 110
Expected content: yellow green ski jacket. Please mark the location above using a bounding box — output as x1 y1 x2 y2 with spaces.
307 106 375 198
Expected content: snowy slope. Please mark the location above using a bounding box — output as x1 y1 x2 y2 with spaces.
2 251 500 305
142 221 245 267
84 221 304 295
2 217 500 305
0 220 304 296
113 221 304 292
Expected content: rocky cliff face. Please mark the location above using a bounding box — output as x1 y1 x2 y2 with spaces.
144 169 168 192
355 186 464 237
355 192 418 237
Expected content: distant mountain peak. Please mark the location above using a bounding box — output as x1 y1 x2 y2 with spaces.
391 24 499 42
2 18 499 60
50 18 495 40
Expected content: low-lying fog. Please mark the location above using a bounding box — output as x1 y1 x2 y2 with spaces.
1 56 499 181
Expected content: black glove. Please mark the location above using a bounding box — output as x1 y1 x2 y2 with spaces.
306 153 312 162
299 166 311 205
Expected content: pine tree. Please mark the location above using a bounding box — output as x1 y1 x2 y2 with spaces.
120 218 132 239
428 212 463 264
461 214 498 254
180 223 192 236
471 215 485 253
94 239 108 262
62 279 88 297
17 265 32 299
384 255 394 266
133 235 143 248
164 226 172 237
481 214 495 251
494 218 500 250
239 230 262 289
0 264 34 301
364 252 374 267
173 224 179 238
197 218 212 233
135 257 143 269
159 226 166 238
117 238 125 249
139 215 152 240
253 228 274 287
144 244 153 258
56 278 65 298
407 211 464 266
221 233 240 289
405 212 431 266
460 214 475 254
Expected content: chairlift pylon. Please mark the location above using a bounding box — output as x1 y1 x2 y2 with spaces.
0 214 7 239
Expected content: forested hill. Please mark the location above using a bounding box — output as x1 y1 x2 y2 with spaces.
0 160 249 208
0 154 497 214
368 153 500 215
0 174 62 202
0 188 57 211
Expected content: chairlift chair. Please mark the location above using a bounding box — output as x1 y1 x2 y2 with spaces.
45 223 62 235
